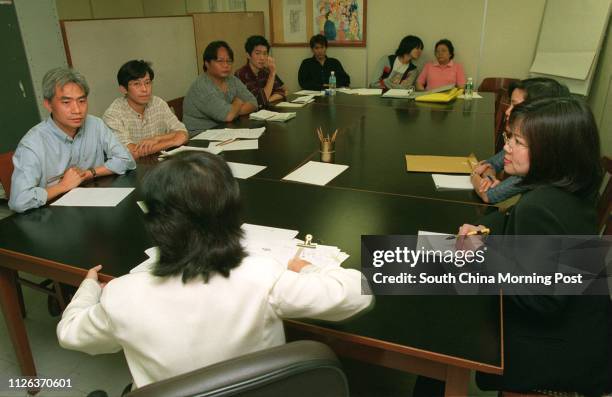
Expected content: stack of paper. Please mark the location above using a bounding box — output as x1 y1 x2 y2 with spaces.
382 89 415 99
160 145 222 157
208 140 259 151
131 223 350 273
282 161 349 186
250 109 296 122
338 88 382 95
192 127 265 141
294 90 324 96
275 102 307 108
292 95 315 104
458 92 483 99
51 188 134 207
431 174 473 190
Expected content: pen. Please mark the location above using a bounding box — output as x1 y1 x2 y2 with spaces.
485 174 494 182
217 138 237 146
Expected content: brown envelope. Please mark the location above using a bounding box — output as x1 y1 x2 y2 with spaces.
405 153 478 174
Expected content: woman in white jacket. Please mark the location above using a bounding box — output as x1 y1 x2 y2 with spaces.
57 151 373 390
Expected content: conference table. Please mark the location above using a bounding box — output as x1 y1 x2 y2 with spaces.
0 92 502 396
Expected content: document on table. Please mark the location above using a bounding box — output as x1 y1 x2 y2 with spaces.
51 187 135 207
431 174 473 190
382 89 414 99
227 162 266 179
294 90 324 96
417 230 456 252
282 161 348 186
275 102 306 108
208 139 259 151
347 88 382 95
249 109 296 122
241 223 299 242
291 95 315 104
160 145 222 156
458 92 483 99
192 127 266 141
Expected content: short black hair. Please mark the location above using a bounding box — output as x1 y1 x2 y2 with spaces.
117 60 154 88
395 35 424 57
203 41 234 71
509 77 570 101
310 34 328 49
142 151 246 283
245 35 270 55
435 39 454 60
509 97 602 197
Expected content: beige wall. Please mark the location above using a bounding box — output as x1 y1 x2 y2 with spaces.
588 19 612 156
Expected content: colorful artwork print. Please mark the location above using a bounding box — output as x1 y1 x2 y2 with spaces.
313 0 364 43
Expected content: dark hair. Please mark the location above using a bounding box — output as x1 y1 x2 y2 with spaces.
117 60 154 89
509 77 570 101
309 34 328 49
142 151 246 283
395 35 424 57
435 39 454 59
203 41 234 71
509 97 602 197
245 35 270 55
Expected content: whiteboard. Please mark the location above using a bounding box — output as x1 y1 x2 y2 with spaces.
61 16 198 116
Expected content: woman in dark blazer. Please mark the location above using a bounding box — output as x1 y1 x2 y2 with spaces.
459 97 611 396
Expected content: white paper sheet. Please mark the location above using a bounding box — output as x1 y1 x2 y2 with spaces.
458 92 483 99
208 140 259 151
160 145 222 156
382 89 414 99
431 174 473 190
291 95 315 103
51 187 135 207
192 127 265 141
227 162 267 179
294 90 324 96
241 223 299 242
340 88 382 95
275 102 306 108
282 161 348 186
249 110 296 122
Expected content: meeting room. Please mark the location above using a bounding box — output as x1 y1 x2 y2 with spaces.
1 0 611 396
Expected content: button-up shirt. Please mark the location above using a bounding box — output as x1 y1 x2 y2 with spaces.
9 115 136 213
416 60 466 90
235 63 285 108
298 56 351 90
103 96 187 146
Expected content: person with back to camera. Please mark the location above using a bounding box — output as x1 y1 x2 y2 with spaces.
57 151 373 391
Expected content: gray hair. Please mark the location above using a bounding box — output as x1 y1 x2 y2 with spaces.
42 67 90 100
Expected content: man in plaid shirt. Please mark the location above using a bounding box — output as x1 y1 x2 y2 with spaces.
103 60 188 159
234 36 287 108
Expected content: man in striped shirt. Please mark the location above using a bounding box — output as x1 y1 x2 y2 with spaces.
103 60 188 159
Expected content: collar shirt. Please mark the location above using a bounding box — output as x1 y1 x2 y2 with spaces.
9 115 136 213
235 63 285 108
103 96 186 146
416 60 466 90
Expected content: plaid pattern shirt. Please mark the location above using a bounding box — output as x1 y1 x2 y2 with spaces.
235 63 285 108
103 96 187 146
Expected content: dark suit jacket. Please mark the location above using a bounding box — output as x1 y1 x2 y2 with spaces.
476 185 611 395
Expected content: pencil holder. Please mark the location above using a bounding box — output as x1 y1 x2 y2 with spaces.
319 140 335 163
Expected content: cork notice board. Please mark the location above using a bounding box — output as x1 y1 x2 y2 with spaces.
192 12 265 74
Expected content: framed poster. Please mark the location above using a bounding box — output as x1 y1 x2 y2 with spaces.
270 0 366 47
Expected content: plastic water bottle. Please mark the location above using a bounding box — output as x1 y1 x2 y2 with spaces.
465 77 474 100
329 71 337 96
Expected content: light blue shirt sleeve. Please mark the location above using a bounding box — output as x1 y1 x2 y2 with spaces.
9 145 48 213
485 150 505 173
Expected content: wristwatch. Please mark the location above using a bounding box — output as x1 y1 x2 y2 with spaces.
89 167 97 179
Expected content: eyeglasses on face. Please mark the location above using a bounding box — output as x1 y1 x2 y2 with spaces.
213 59 234 65
502 130 528 150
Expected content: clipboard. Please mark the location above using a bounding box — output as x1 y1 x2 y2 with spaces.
405 153 478 174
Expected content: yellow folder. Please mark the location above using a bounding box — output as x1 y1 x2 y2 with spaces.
405 153 478 174
415 87 463 103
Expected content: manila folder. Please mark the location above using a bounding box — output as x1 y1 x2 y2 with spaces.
405 154 478 174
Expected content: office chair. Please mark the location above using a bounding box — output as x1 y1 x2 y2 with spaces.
125 340 349 397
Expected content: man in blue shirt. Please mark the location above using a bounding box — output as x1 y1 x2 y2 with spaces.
9 67 135 213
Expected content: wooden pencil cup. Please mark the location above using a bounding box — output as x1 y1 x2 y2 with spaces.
320 140 335 163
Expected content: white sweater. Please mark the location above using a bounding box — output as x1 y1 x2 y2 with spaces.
57 255 372 388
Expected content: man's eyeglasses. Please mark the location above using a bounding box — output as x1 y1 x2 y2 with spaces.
502 131 528 150
213 59 234 65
